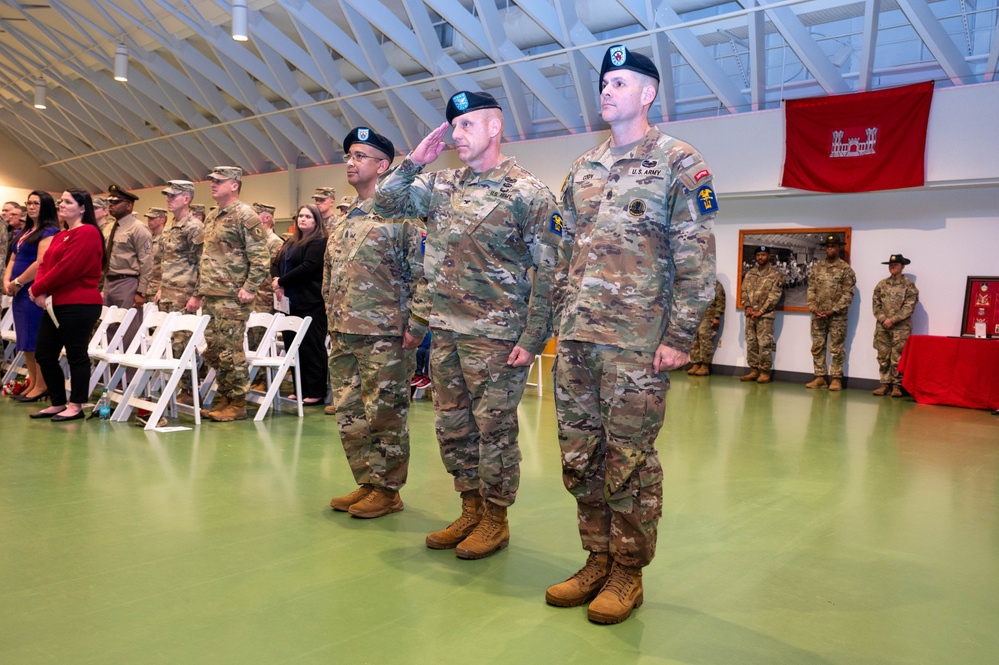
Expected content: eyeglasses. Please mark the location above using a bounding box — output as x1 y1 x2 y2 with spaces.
342 152 382 164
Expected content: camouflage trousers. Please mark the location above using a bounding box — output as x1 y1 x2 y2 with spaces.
202 296 251 399
811 314 848 377
553 341 667 569
430 329 528 507
745 316 775 371
158 298 193 393
688 316 720 365
874 320 911 384
328 332 415 491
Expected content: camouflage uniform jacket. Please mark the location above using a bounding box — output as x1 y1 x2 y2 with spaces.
872 274 918 323
741 263 783 319
374 155 562 355
196 199 269 298
253 230 284 311
704 281 726 320
322 196 428 339
148 231 163 296
556 127 717 354
807 258 856 315
158 212 204 303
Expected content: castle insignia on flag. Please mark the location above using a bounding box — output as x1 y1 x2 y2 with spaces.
830 127 878 158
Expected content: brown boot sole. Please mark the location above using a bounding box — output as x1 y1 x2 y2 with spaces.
587 592 644 624
545 585 605 608
455 536 509 560
207 411 248 422
349 501 404 519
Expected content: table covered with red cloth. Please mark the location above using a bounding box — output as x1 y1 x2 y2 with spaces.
898 335 999 410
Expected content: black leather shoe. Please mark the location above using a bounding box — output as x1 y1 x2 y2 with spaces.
51 411 85 422
14 390 50 403
30 408 66 419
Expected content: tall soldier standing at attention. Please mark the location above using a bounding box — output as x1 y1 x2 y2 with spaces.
687 281 726 376
325 127 428 519
191 167 270 422
103 184 153 358
374 91 562 559
805 234 856 391
740 246 783 383
871 253 918 397
545 45 716 625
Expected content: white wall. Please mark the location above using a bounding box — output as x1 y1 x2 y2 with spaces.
32 82 999 382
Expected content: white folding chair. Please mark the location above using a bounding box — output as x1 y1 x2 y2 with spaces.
525 354 545 397
102 308 172 401
244 310 282 398
86 306 137 395
248 314 312 421
110 313 210 430
0 295 24 384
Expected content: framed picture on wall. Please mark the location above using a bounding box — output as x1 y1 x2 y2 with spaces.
736 227 852 313
960 276 999 338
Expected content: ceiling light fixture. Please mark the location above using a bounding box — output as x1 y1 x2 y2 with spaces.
232 0 248 42
114 43 128 82
33 77 46 109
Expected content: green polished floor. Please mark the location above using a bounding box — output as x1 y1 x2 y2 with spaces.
2 376 997 665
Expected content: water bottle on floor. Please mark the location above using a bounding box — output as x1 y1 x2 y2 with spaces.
98 388 111 420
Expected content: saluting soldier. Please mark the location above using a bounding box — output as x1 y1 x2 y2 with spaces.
374 91 561 560
545 45 716 625
740 245 783 384
325 127 428 519
872 253 919 397
192 167 270 422
688 281 726 376
805 234 856 391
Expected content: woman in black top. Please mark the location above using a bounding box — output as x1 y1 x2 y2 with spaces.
272 204 329 405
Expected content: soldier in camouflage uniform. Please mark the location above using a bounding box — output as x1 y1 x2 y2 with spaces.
190 204 206 223
312 187 338 234
144 207 167 299
374 91 561 559
545 45 716 625
740 246 783 384
246 203 284 364
805 234 856 391
688 281 726 376
872 253 919 397
191 167 270 422
325 127 428 519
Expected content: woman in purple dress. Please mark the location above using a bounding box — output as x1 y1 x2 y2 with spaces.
3 191 60 401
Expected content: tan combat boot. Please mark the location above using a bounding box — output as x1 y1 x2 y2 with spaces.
872 384 890 396
201 394 230 418
426 491 485 549
456 501 509 559
323 404 337 416
208 396 247 421
176 390 195 406
330 485 373 512
756 372 772 384
545 552 611 607
828 378 843 391
349 487 404 518
686 363 700 376
890 385 904 398
587 562 644 624
740 369 760 382
693 364 710 376
805 376 826 389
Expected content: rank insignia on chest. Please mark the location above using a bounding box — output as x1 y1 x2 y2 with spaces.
550 213 563 236
695 186 718 214
628 199 646 217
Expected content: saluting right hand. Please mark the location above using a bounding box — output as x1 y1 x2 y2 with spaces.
410 122 450 166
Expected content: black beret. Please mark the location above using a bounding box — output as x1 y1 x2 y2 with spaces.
599 45 660 88
343 127 395 163
106 184 138 203
445 91 501 124
755 246 770 254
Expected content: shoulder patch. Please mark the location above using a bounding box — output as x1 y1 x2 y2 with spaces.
694 186 718 215
550 213 563 236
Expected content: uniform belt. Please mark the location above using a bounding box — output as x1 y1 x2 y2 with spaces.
105 273 138 282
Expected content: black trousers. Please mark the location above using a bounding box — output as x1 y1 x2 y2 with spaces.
283 302 328 400
35 304 102 406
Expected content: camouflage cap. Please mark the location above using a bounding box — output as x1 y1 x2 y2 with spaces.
162 180 195 196
106 183 138 202
143 207 168 218
190 203 206 215
92 196 108 208
599 45 660 87
823 234 842 246
337 195 353 210
208 166 242 182
312 187 336 200
445 90 501 124
252 202 276 214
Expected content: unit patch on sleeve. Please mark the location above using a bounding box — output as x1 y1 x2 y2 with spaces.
694 186 718 215
550 213 563 236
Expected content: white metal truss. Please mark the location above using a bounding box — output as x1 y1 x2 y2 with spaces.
0 0 994 191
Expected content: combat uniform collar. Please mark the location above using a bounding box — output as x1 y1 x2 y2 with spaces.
458 156 516 186
346 195 374 217
594 126 665 166
214 199 245 218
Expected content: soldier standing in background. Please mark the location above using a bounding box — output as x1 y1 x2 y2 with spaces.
740 246 783 384
92 197 109 232
336 196 353 215
325 127 427 519
251 202 284 314
144 207 167 302
190 204 206 223
805 234 856 391
191 167 270 422
103 184 153 355
545 45 716 625
872 254 918 397
374 91 562 560
312 187 338 233
688 281 726 376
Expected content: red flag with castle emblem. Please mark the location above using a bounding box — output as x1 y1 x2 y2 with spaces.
781 81 934 193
